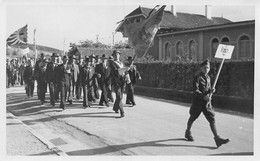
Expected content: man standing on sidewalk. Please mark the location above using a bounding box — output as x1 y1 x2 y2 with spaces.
95 54 110 107
46 53 59 107
23 59 35 98
184 59 229 148
56 56 72 110
125 56 141 106
110 50 129 118
34 53 47 105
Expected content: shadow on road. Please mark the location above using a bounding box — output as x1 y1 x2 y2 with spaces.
66 138 216 155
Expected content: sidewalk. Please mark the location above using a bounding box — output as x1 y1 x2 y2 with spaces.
6 111 58 156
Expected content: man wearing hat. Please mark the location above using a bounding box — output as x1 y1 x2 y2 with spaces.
81 57 96 108
23 59 35 98
34 53 47 105
95 54 110 107
110 50 130 117
46 53 59 107
69 55 80 99
106 56 114 102
89 53 100 101
56 55 73 110
125 56 141 106
184 59 229 148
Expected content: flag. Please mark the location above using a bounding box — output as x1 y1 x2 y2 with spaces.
6 25 28 46
123 5 166 58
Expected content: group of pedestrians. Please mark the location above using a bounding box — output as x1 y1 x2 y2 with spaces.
6 57 29 88
7 50 141 118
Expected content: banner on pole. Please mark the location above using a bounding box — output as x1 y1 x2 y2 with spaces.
215 44 234 59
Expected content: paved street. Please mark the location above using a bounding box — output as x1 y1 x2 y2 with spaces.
6 85 253 156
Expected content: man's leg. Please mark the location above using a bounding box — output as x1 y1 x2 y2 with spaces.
185 105 201 141
203 108 229 147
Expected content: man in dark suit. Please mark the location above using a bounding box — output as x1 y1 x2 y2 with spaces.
90 54 100 101
125 56 141 106
34 53 47 105
23 59 35 98
46 53 59 107
19 60 26 86
110 50 129 118
81 57 96 108
56 56 73 110
95 54 110 107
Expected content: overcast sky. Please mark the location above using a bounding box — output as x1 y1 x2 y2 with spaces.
4 0 257 51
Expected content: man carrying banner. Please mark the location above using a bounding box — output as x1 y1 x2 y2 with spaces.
110 50 130 118
184 59 229 148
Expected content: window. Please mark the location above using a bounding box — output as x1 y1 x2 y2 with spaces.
176 41 183 58
188 40 196 60
221 37 229 45
164 43 171 60
239 35 250 59
211 38 219 58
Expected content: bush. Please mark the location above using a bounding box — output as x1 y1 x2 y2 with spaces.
135 60 254 99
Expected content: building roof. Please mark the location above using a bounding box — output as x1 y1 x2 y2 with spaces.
157 20 255 37
116 6 232 32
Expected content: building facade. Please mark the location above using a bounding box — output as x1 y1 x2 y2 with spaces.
116 6 255 61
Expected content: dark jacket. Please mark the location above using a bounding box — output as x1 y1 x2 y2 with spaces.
95 63 110 85
45 62 58 83
192 72 212 106
81 65 96 87
56 63 72 84
23 66 34 83
109 60 125 87
127 65 141 85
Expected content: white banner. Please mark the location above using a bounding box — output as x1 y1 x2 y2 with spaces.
21 47 30 55
215 44 234 59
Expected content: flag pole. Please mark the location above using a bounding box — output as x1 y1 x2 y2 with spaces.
34 28 37 64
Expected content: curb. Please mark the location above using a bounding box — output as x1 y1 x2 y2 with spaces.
6 111 68 156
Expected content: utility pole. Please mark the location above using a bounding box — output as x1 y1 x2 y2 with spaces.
63 38 65 56
112 32 115 48
33 28 37 63
96 34 99 43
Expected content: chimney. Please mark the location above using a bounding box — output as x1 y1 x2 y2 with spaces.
171 5 176 16
205 5 212 19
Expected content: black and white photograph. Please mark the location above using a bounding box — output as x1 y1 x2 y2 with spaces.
1 0 259 160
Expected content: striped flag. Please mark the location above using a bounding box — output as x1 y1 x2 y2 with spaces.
123 5 166 58
6 24 28 46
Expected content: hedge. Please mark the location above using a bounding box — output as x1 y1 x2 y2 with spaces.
135 60 254 100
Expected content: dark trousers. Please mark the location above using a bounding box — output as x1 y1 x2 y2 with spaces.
26 80 34 97
107 84 114 102
71 78 76 98
113 85 124 115
67 78 72 102
20 74 24 85
99 83 108 105
82 85 89 107
37 80 47 102
94 79 100 99
76 81 82 99
126 83 135 105
54 83 60 100
48 82 55 105
59 81 70 109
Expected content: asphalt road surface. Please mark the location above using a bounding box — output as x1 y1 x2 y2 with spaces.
6 85 253 156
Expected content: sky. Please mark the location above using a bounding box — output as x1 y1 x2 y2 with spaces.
3 0 257 51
